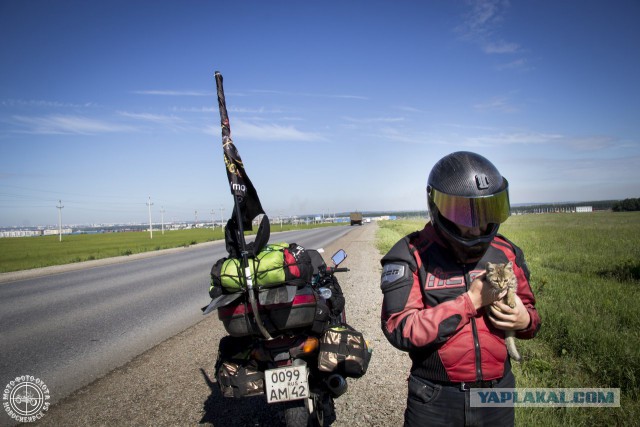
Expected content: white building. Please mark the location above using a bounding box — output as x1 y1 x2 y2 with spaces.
0 228 72 238
576 206 593 213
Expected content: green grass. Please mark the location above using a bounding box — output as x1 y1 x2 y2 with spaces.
0 222 345 273
376 212 640 426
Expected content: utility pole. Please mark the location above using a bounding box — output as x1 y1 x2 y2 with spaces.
160 207 165 235
219 205 225 228
147 196 153 239
194 210 198 228
211 209 215 232
56 200 64 242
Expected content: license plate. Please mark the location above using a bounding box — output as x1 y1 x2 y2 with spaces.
265 365 309 403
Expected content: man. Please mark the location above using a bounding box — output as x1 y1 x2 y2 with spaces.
380 151 541 426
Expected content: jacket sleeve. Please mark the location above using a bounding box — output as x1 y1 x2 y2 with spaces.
506 239 541 339
380 237 477 351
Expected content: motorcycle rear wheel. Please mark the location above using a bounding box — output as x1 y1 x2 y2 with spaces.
283 399 308 427
282 392 334 427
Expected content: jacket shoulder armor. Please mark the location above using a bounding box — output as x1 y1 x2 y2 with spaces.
496 234 530 281
380 231 420 271
380 231 422 314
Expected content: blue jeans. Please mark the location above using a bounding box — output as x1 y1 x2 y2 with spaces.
404 371 515 427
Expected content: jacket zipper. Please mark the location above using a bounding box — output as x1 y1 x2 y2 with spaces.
464 266 483 381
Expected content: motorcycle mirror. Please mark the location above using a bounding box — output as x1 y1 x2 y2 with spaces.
331 249 347 266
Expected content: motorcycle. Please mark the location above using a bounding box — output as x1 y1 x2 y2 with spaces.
204 247 354 427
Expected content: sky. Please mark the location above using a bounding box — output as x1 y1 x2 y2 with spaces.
1 0 639 227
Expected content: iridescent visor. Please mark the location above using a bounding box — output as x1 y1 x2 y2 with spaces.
431 182 510 228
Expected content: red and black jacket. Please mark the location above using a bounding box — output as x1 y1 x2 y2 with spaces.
380 222 541 383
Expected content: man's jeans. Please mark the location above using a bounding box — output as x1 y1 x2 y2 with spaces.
404 371 516 427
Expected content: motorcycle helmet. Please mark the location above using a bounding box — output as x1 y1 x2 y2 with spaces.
427 151 510 263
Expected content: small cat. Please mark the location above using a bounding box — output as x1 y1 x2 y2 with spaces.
485 261 522 362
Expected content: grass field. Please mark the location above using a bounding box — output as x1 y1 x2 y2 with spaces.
0 222 344 273
376 212 640 426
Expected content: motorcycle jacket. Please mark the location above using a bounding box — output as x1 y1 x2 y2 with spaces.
380 222 541 383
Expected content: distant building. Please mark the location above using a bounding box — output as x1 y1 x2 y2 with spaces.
576 206 593 213
43 228 73 236
0 228 72 238
0 229 42 238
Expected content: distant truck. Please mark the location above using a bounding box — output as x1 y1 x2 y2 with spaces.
350 212 363 226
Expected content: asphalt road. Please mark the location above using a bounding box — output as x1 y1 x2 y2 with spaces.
0 226 354 425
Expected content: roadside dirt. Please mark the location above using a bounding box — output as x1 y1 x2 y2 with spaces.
33 223 409 426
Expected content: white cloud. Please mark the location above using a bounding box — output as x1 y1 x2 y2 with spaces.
511 154 640 185
171 106 217 113
456 0 520 55
473 95 519 113
235 120 323 141
394 105 429 114
204 119 323 142
463 131 563 147
133 90 213 96
9 115 135 135
377 126 567 148
374 123 625 154
377 127 440 145
342 116 405 124
230 106 284 114
482 40 519 54
250 89 368 100
1 99 96 109
564 135 619 151
460 132 624 152
118 111 186 124
495 58 530 71
171 105 284 115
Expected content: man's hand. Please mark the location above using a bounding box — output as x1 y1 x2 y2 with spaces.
466 272 506 310
488 295 531 331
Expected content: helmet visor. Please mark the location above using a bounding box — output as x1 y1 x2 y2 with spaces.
429 180 510 228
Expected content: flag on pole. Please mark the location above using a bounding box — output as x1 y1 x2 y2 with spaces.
216 72 265 230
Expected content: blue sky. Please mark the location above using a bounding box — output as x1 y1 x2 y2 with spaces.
1 0 639 227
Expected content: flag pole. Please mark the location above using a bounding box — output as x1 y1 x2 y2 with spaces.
215 71 272 339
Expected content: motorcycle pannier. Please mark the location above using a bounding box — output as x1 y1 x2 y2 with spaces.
318 324 372 378
217 360 264 398
215 336 264 397
210 243 312 294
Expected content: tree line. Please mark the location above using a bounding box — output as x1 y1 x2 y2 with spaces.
612 198 640 212
340 199 640 218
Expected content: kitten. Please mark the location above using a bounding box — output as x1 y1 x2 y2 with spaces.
485 261 522 362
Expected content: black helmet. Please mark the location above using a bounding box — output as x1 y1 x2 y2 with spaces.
427 151 510 263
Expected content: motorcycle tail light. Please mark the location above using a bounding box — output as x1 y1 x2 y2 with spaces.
250 347 270 362
301 337 319 354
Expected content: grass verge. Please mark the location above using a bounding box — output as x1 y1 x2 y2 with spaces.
0 222 345 273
